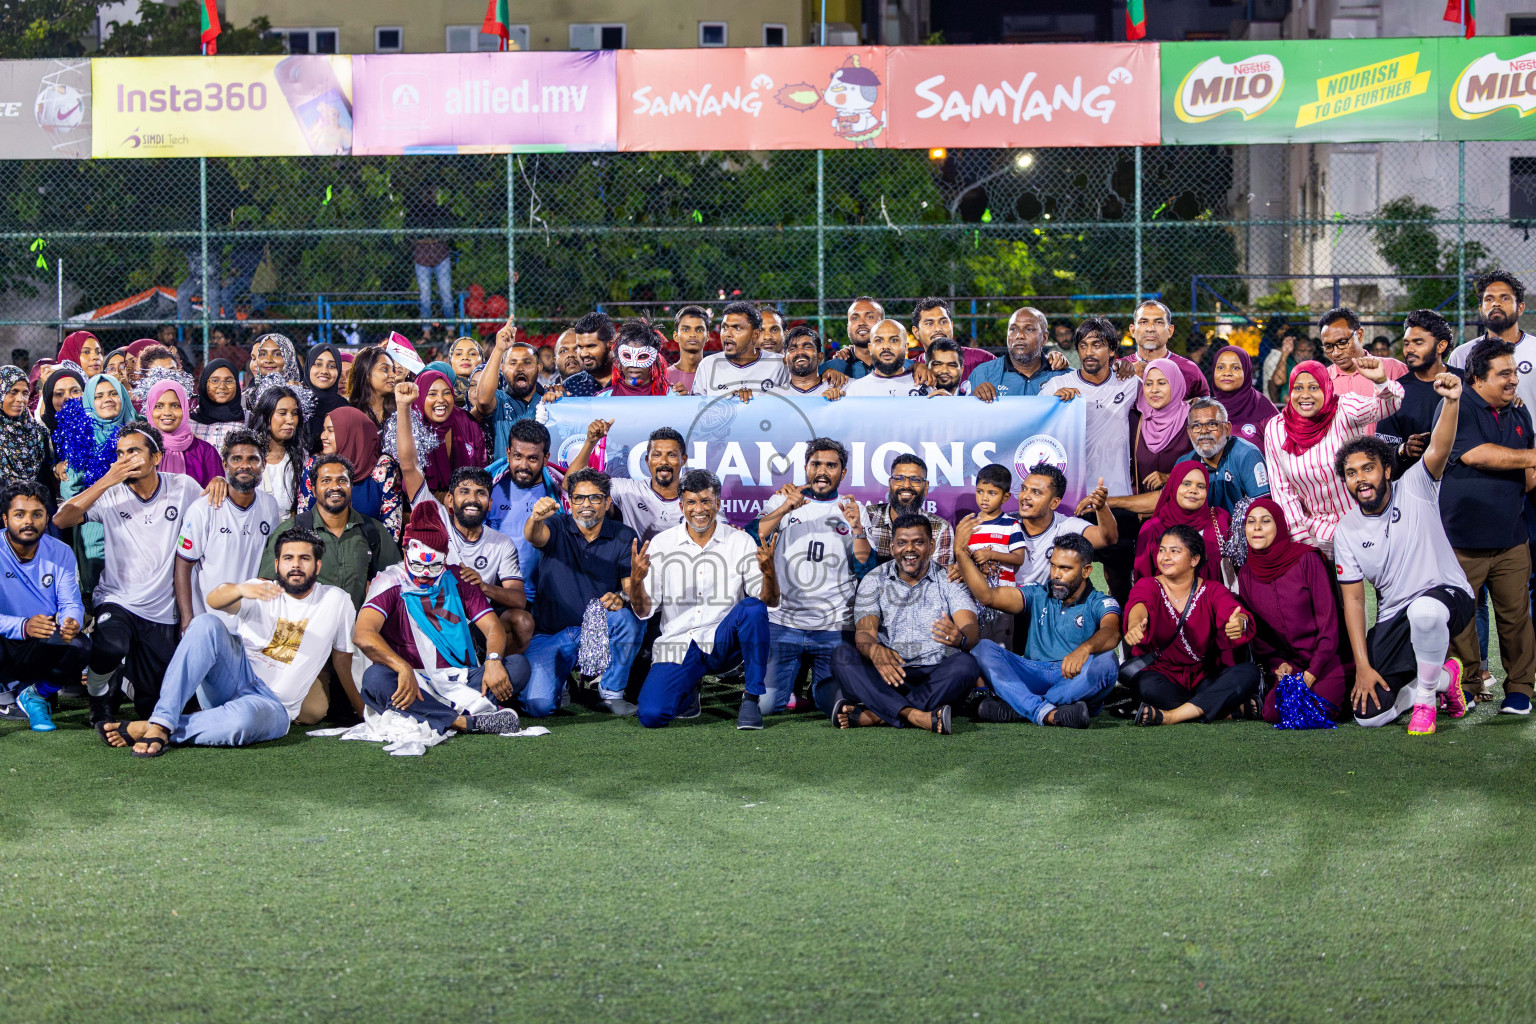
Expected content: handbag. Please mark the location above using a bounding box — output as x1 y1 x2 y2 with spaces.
1119 583 1195 688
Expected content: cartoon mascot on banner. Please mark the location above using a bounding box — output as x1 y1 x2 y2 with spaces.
775 55 886 148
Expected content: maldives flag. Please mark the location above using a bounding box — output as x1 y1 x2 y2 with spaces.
1126 0 1147 40
481 0 511 50
200 0 221 54
1443 0 1476 38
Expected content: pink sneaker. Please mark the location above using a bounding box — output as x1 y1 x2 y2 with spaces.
1407 702 1437 736
1439 660 1466 718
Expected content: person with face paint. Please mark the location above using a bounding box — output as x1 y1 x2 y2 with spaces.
473 320 544 462
599 319 672 397
0 482 91 732
353 504 528 738
959 532 1121 728
174 429 282 627
1334 372 1473 733
100 528 358 757
54 422 204 724
522 469 647 718
631 469 779 730
755 438 875 716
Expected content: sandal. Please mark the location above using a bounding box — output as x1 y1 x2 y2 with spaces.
1133 703 1164 727
95 720 132 748
832 699 864 730
130 732 169 759
1233 697 1263 721
930 704 953 735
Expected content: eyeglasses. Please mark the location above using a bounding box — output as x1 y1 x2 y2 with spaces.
889 475 927 486
570 494 606 506
1189 420 1226 434
1320 340 1354 353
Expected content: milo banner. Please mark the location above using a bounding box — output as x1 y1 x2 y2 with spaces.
535 395 1087 526
1162 39 1438 144
91 56 353 158
0 59 91 158
1441 38 1536 140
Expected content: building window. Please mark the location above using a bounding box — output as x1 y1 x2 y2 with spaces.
699 22 728 47
1513 15 1536 34
266 28 340 54
762 23 787 46
375 27 402 53
446 24 525 52
570 23 625 50
1512 157 1536 221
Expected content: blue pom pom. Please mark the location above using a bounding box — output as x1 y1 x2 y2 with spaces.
1272 672 1337 730
53 399 118 487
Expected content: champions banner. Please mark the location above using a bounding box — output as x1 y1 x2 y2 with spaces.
91 56 353 158
535 394 1087 526
352 52 616 154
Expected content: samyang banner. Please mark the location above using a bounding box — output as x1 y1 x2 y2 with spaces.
535 394 1088 526
91 56 353 158
1161 38 1439 144
352 51 616 154
885 44 1161 148
0 59 91 158
617 46 888 151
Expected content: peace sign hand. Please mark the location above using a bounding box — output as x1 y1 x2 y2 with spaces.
631 538 651 578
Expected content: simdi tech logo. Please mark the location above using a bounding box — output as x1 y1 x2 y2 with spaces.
1451 51 1536 118
1175 54 1284 123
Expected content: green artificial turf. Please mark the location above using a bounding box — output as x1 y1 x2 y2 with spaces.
2 682 1534 1024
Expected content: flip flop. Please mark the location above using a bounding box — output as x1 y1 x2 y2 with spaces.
130 733 169 759
1133 703 1164 727
95 720 132 748
929 704 952 735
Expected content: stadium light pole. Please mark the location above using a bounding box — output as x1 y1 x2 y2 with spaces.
200 156 210 362
507 152 516 323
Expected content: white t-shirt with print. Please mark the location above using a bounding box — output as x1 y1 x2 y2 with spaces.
763 492 871 631
177 491 283 618
89 474 205 624
233 581 357 719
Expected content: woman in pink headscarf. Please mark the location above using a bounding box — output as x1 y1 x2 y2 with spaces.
1262 357 1401 557
144 378 224 486
1130 357 1194 496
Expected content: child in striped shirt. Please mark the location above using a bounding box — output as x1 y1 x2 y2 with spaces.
968 464 1027 644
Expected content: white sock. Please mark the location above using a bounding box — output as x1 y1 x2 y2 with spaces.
85 670 112 698
1406 596 1452 707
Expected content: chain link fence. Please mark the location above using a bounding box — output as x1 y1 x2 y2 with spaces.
1 141 1531 361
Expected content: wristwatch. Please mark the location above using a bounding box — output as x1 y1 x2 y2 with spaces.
485 653 502 662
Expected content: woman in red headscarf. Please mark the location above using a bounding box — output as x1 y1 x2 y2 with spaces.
1237 498 1345 723
57 331 105 378
1132 462 1229 582
1262 357 1401 558
388 369 486 495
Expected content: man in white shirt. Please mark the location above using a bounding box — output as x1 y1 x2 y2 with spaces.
53 421 205 724
784 326 843 398
632 469 780 730
690 301 790 399
841 319 924 397
568 418 691 541
95 527 358 757
1334 371 1474 735
174 428 282 626
756 438 875 716
1446 271 1536 410
966 463 1115 588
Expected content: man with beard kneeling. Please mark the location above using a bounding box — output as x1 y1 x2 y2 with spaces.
97 528 358 757
354 504 529 736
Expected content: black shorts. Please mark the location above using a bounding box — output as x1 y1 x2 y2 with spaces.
1366 585 1476 690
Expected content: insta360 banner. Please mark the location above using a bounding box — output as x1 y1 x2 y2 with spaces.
535 395 1088 526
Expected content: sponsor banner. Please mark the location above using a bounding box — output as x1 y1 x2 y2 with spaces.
1441 38 1536 140
352 52 616 154
617 46 888 151
91 56 353 158
0 59 91 158
535 394 1087 525
1161 39 1438 144
885 44 1160 148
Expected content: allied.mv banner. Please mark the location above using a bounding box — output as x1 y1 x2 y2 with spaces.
536 395 1087 526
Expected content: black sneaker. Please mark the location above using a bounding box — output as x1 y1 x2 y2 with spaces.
464 708 521 734
737 698 764 730
0 702 29 722
678 690 702 720
601 697 638 717
1048 701 1091 729
976 696 1023 723
88 695 113 726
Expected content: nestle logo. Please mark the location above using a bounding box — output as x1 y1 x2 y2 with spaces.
1510 59 1536 72
1233 61 1271 74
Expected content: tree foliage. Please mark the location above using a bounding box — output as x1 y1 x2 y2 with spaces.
1373 195 1488 312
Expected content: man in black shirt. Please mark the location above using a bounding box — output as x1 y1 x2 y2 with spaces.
1379 309 1460 469
1440 338 1536 715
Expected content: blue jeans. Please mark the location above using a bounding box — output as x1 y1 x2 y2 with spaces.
763 624 846 715
416 258 454 322
637 598 769 728
521 608 645 717
148 616 290 747
972 640 1118 725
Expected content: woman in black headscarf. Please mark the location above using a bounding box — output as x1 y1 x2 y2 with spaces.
189 358 246 451
304 343 350 448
